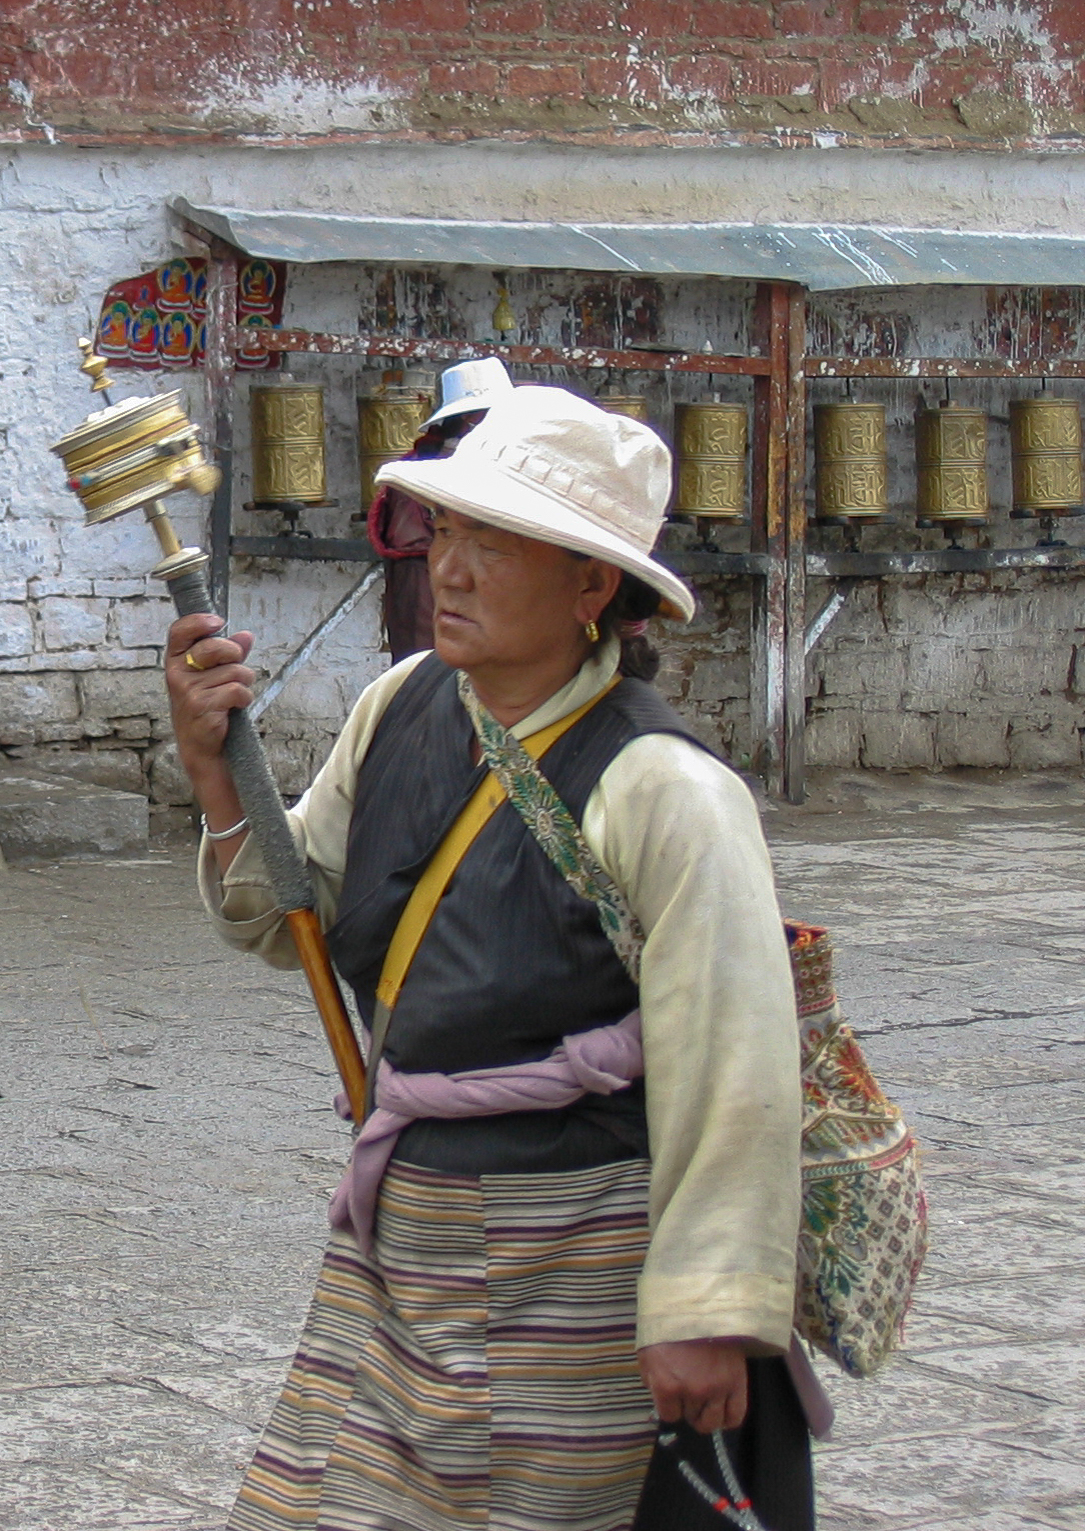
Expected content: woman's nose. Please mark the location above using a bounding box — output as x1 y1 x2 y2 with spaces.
429 534 472 587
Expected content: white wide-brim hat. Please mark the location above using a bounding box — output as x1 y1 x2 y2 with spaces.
422 356 516 429
377 385 695 622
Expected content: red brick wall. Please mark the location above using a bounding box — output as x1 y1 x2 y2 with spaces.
2 1 1082 144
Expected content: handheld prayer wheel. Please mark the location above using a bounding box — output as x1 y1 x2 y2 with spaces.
814 402 889 521
1009 397 1084 517
53 385 219 566
51 340 368 1125
359 377 433 505
250 382 326 505
597 392 649 423
915 403 989 525
673 401 748 521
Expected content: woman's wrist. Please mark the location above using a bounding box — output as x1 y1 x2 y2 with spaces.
200 811 250 842
181 754 236 807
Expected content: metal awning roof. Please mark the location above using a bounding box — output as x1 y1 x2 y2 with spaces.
174 197 1085 292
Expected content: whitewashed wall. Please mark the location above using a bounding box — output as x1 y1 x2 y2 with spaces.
5 140 1085 801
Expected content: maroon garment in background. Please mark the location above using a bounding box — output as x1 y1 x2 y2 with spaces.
366 417 486 663
367 484 435 662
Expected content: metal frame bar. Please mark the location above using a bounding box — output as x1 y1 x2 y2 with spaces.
805 581 857 656
232 535 379 563
230 541 1085 580
250 566 382 722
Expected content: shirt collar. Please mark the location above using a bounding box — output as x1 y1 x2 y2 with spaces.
508 636 621 740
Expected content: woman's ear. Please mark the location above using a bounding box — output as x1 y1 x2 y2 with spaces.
573 560 622 626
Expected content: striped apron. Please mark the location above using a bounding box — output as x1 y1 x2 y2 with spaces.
228 1157 655 1531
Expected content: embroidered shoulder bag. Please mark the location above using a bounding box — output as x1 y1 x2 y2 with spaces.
459 672 929 1381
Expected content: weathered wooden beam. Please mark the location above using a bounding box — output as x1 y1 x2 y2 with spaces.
749 282 791 797
806 356 1085 379
204 241 238 615
251 329 772 376
783 285 808 805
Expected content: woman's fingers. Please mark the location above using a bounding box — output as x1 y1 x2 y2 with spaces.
165 614 254 673
165 611 227 657
164 615 257 769
692 1398 727 1435
183 635 255 674
638 1338 749 1436
184 665 256 715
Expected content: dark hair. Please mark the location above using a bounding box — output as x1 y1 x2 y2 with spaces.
599 573 662 683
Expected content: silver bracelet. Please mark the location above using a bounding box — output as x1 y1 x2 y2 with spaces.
200 812 250 842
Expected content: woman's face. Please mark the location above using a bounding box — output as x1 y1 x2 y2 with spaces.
427 507 617 677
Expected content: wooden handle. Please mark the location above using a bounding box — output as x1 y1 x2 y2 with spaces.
286 907 368 1124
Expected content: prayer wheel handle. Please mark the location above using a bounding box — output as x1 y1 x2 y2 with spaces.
167 556 368 1125
52 343 368 1123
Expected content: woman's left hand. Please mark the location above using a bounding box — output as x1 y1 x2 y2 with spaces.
638 1338 748 1435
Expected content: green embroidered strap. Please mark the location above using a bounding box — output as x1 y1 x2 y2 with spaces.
456 670 645 985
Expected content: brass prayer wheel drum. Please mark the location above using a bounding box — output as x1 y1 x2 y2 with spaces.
1009 397 1084 516
814 403 889 520
597 393 649 422
672 402 748 520
250 384 326 504
359 382 433 505
51 390 219 524
915 404 989 523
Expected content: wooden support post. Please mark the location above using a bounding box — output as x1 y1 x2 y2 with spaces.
204 240 238 616
749 283 790 797
783 285 808 803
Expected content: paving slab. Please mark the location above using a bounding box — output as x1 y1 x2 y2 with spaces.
0 769 148 863
2 790 1085 1528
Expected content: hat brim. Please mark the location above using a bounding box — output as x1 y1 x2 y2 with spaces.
421 390 509 431
375 455 696 623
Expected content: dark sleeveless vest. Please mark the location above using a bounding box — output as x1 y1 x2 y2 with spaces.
326 654 706 1175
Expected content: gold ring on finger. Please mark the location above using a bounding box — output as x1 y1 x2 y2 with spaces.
185 651 208 672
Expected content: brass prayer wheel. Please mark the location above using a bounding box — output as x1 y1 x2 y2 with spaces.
52 390 219 525
359 380 433 505
673 402 748 520
814 403 888 520
1009 397 1084 516
597 393 649 423
250 383 326 504
915 404 989 523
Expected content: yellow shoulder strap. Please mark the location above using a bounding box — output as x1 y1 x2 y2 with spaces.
375 678 617 1011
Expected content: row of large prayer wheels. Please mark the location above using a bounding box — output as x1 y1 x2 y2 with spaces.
247 378 662 509
248 381 1085 524
815 398 1085 524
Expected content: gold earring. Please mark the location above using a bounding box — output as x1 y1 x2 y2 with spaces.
585 620 600 643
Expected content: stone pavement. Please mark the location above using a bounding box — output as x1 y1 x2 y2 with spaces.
2 777 1084 1530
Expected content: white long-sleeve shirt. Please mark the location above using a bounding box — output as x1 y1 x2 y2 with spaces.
198 640 802 1353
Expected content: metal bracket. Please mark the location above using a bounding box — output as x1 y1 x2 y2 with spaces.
805 579 859 656
250 565 383 722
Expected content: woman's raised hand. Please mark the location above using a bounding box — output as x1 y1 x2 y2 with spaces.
164 613 255 789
